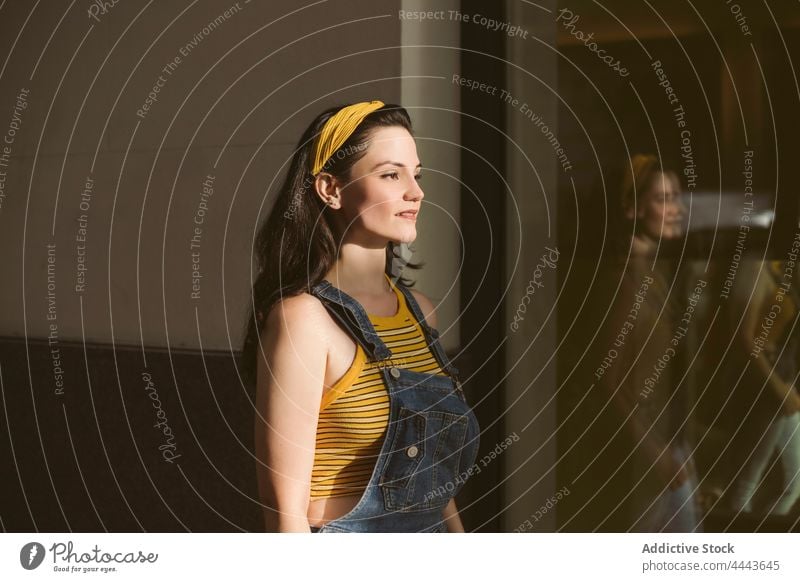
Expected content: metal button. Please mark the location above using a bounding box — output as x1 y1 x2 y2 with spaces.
390 367 401 378
406 445 419 458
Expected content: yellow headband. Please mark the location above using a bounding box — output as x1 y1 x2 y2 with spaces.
311 100 384 175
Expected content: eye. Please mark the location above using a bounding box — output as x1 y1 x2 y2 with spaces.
414 173 423 181
382 172 399 180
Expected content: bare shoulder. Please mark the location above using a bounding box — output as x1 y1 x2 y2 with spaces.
264 291 325 320
408 288 437 329
261 292 334 343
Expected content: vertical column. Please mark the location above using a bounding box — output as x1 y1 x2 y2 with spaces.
503 0 560 531
400 0 461 349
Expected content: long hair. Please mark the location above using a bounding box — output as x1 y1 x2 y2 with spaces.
240 102 422 388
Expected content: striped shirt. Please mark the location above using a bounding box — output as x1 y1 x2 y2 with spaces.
310 278 448 499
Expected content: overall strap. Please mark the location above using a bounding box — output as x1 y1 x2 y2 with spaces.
310 279 392 361
394 283 461 378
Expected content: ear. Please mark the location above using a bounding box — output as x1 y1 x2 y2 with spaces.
314 172 342 209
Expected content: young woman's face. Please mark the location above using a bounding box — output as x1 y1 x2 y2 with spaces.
635 171 685 240
337 126 423 245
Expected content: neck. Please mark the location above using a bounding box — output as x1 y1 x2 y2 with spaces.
631 232 657 257
325 241 390 295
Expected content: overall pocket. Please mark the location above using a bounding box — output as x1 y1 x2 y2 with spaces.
380 406 471 512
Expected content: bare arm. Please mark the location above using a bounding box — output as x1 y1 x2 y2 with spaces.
443 498 465 532
254 294 329 532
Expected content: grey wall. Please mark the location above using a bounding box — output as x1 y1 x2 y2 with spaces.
0 0 403 351
400 0 462 351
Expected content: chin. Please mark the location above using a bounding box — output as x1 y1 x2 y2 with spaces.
393 226 417 244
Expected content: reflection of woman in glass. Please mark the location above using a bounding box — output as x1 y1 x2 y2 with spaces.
241 101 480 532
728 259 800 515
599 154 699 531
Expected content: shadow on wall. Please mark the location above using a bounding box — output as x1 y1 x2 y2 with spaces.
1 337 260 532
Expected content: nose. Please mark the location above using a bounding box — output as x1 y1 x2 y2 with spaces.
407 174 424 201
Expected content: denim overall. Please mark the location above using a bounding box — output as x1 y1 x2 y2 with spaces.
308 277 481 533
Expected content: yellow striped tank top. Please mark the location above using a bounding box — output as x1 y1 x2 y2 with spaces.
310 276 449 499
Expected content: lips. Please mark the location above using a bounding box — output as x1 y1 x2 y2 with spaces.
396 210 418 220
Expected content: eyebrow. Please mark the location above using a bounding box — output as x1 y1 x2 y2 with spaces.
369 161 423 172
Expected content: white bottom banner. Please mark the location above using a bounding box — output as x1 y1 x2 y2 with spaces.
1 533 797 581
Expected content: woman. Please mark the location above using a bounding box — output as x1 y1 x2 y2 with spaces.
242 101 480 533
598 154 700 531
